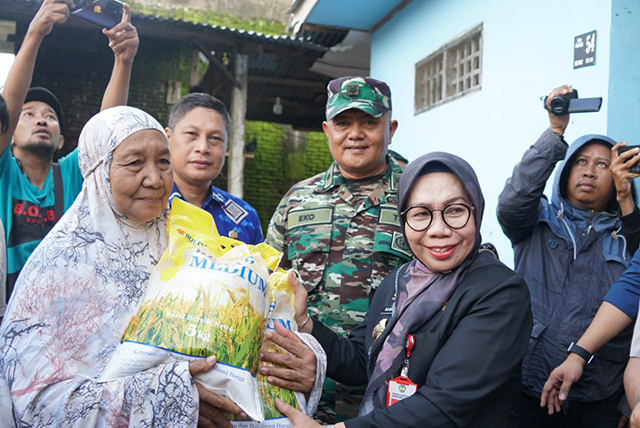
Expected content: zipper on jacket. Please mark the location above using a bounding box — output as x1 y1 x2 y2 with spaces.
557 202 577 260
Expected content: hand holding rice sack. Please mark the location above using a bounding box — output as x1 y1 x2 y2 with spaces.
0 106 215 427
252 270 326 427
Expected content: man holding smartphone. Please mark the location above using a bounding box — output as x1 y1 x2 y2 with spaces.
498 84 640 427
0 0 139 306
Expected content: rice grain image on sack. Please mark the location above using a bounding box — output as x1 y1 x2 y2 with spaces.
99 198 282 422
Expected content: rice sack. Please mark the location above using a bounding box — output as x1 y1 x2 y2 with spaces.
100 198 281 421
230 269 301 427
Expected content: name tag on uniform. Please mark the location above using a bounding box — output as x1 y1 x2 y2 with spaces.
378 207 401 226
287 207 333 229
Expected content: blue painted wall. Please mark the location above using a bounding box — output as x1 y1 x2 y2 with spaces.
608 0 640 143
370 0 618 266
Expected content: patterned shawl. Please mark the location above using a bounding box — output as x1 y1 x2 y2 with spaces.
360 152 500 414
0 107 200 427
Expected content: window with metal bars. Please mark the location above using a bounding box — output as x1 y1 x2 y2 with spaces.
415 24 483 114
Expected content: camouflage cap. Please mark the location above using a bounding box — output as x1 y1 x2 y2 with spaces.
325 76 392 120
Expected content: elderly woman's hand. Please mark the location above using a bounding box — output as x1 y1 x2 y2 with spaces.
260 322 317 392
189 356 247 428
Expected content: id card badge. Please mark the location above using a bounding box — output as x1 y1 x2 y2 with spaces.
386 334 417 406
386 376 418 406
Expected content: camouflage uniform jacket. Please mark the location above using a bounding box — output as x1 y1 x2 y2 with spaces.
266 158 412 336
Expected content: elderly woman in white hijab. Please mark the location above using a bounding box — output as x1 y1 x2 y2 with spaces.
0 106 255 427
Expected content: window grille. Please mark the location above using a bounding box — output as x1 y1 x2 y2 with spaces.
414 24 483 114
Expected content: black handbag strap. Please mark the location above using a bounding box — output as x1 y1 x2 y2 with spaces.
52 163 64 226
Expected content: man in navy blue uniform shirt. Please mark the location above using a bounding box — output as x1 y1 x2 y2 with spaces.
166 93 262 244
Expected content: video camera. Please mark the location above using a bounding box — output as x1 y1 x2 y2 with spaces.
542 89 602 116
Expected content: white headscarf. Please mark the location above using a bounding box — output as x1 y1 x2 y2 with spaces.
0 106 199 427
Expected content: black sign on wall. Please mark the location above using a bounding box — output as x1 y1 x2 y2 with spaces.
574 30 597 69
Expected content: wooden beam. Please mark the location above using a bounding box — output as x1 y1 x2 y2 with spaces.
189 49 200 88
371 0 412 33
248 75 326 90
190 37 242 89
228 52 248 198
303 23 349 36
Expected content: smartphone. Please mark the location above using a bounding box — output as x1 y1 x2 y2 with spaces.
71 0 123 29
618 145 640 174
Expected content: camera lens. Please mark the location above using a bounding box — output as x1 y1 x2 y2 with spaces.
550 96 568 115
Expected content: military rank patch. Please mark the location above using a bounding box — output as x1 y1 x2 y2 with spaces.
287 207 333 229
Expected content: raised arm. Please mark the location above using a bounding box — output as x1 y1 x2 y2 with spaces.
0 0 73 156
610 142 640 254
100 3 139 110
497 85 573 244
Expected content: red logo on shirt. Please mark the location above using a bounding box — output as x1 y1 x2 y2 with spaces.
8 199 57 248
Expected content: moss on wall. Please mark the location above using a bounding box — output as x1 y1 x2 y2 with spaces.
128 0 286 35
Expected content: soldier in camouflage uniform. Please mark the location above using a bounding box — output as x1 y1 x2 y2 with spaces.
265 76 413 423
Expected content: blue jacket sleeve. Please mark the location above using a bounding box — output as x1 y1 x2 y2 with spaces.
604 248 640 318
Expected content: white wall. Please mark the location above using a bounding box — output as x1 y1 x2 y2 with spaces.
371 0 613 266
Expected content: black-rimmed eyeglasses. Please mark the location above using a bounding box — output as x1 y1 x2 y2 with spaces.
401 203 474 232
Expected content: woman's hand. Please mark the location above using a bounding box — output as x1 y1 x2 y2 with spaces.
260 322 317 392
611 142 640 216
189 356 247 428
290 271 312 333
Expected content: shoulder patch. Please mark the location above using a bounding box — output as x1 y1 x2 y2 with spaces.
288 207 334 229
391 230 412 257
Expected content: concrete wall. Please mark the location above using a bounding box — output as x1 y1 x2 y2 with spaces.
133 0 292 23
370 0 621 266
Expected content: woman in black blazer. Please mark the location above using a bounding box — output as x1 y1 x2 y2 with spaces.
271 152 533 428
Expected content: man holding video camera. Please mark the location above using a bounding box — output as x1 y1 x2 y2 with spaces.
0 0 139 308
497 84 640 427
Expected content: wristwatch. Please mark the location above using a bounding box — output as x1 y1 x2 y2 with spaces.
567 342 594 364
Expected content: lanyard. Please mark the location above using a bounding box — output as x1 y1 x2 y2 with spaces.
400 334 415 377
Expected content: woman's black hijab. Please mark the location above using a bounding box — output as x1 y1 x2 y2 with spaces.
360 152 499 414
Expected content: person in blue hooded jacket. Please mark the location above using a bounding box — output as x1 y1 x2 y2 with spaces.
497 84 640 428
